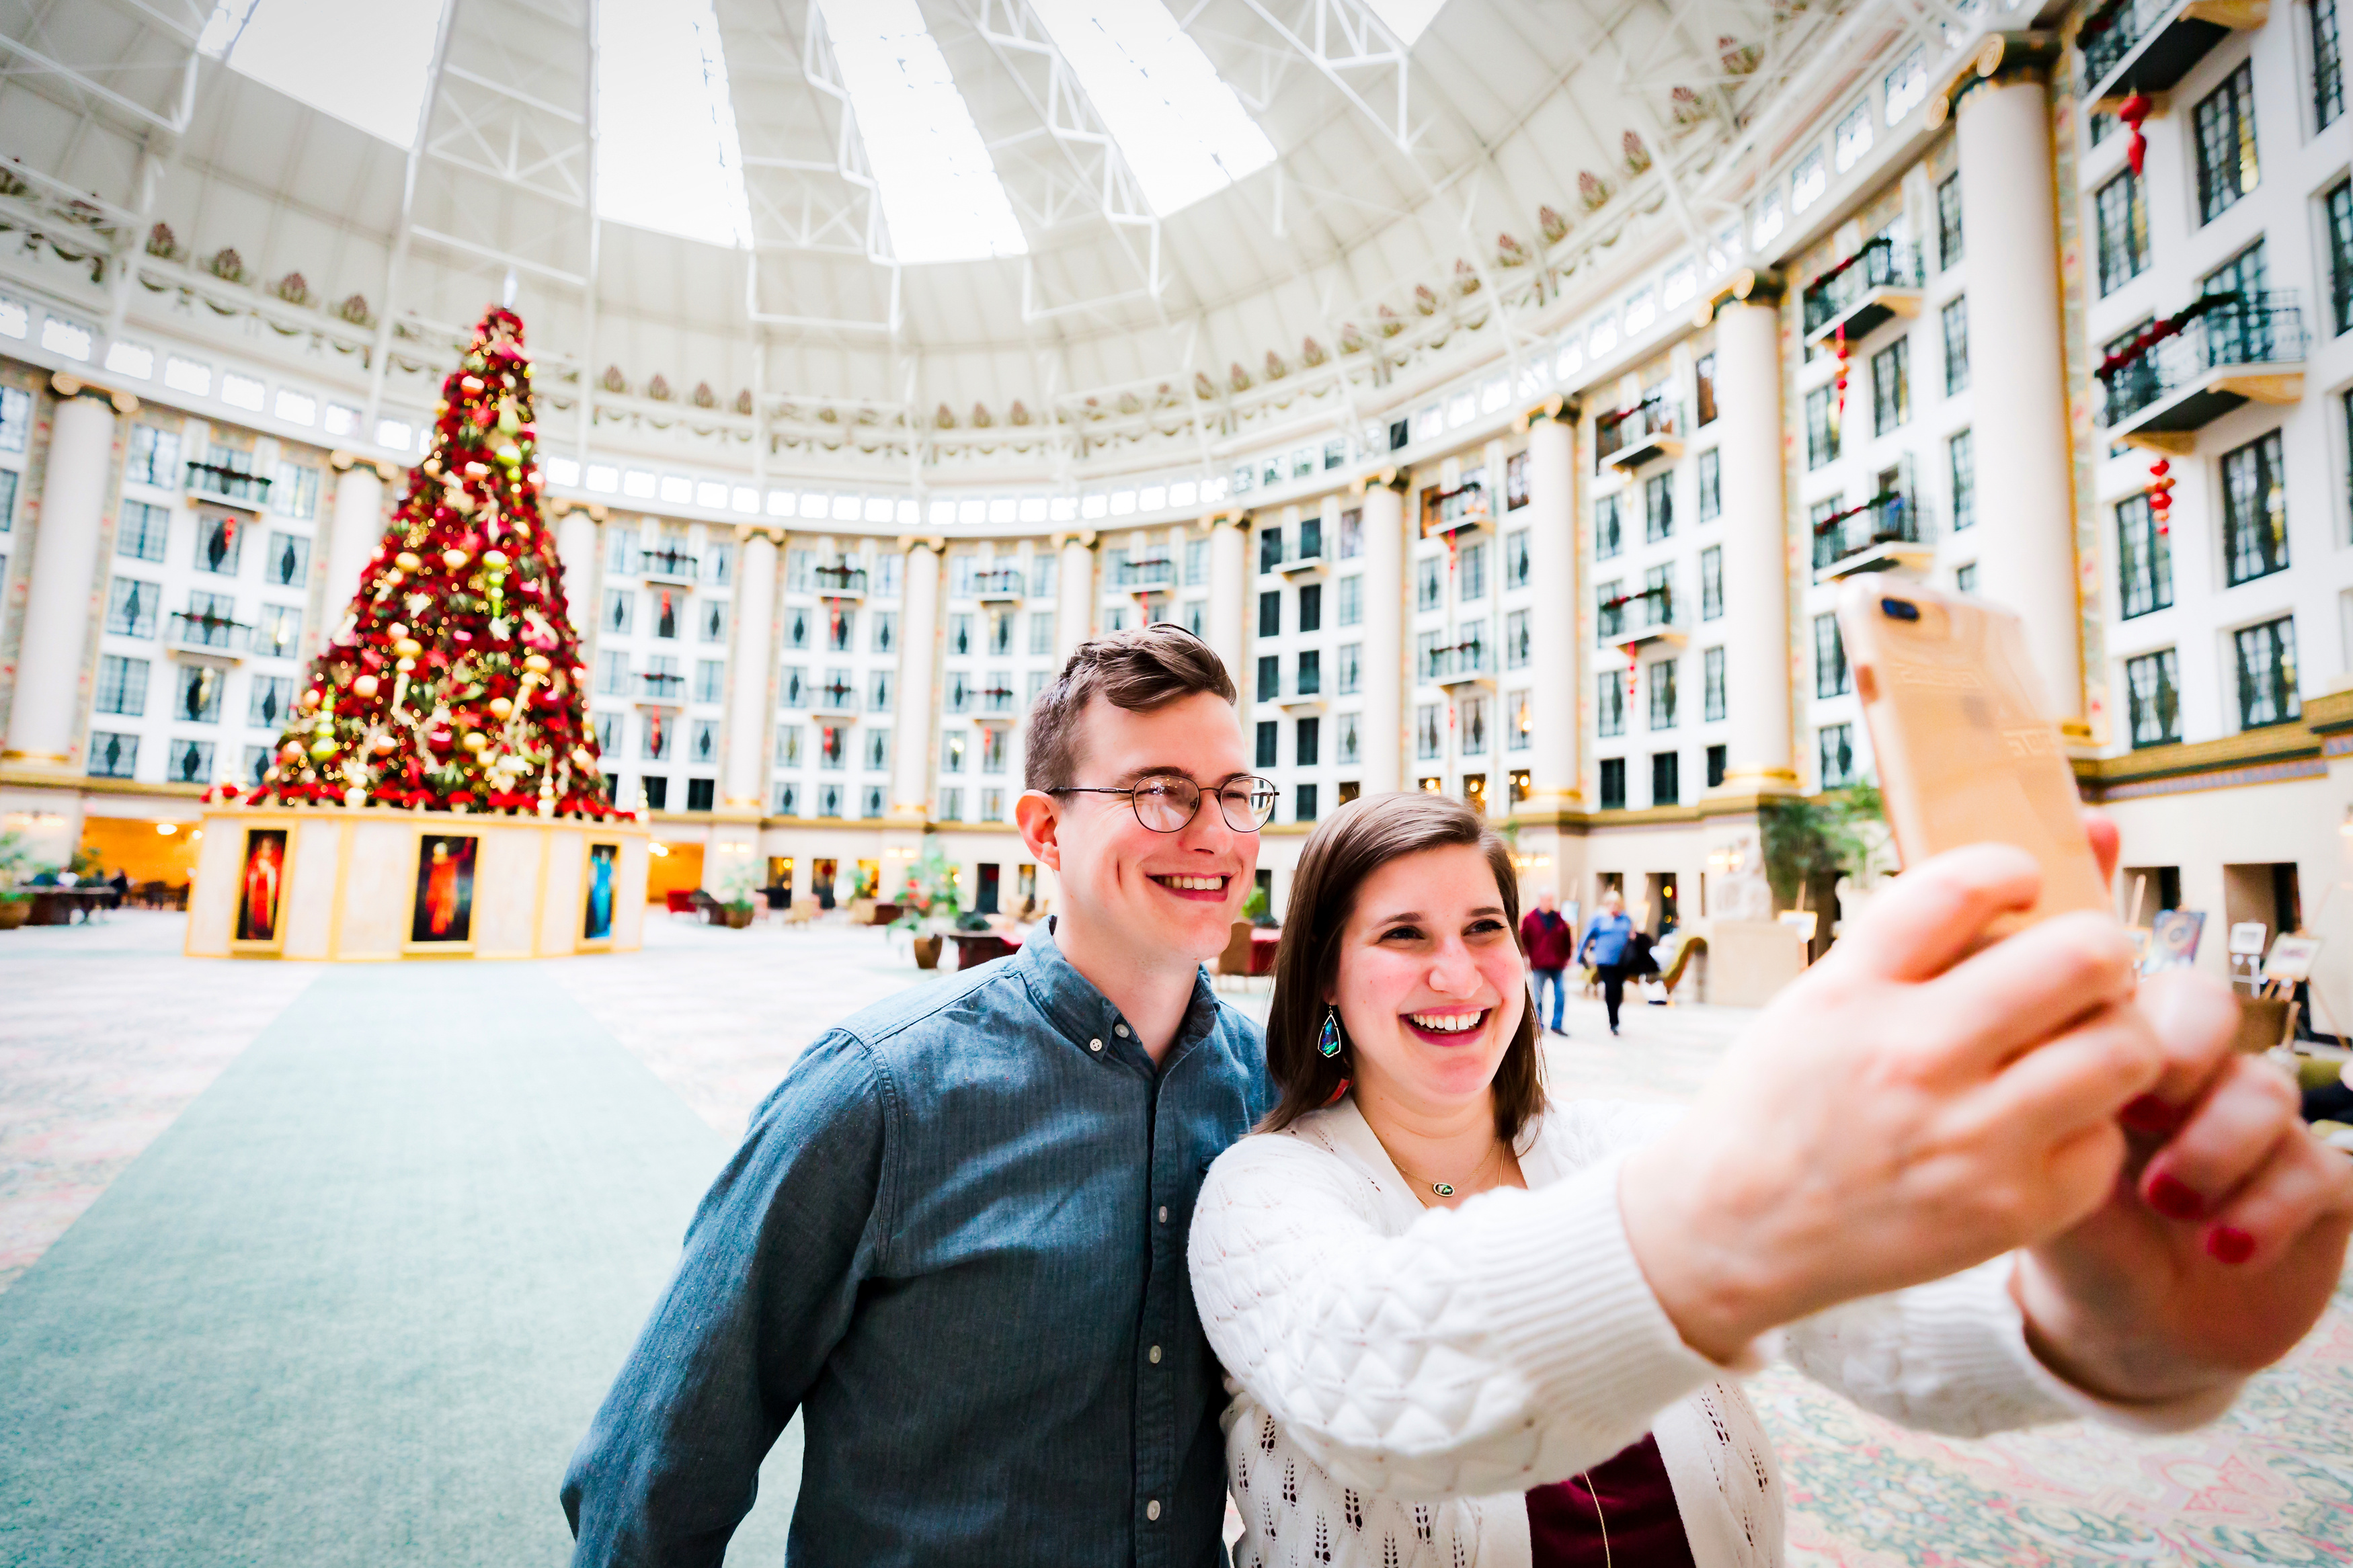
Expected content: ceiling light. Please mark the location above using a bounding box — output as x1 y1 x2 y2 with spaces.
1364 0 1449 44
813 0 1027 264
595 0 756 249
199 0 446 149
1029 0 1276 217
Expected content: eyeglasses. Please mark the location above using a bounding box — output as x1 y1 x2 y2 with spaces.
1048 774 1279 833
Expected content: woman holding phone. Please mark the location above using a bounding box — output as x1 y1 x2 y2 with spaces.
1191 792 2351 1567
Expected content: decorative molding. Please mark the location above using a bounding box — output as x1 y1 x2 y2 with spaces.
1927 31 2062 128
1691 268 1786 328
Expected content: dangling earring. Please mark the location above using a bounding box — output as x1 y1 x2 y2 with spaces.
1317 1004 1344 1059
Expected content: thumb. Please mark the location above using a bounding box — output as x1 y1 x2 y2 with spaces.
1830 842 2043 983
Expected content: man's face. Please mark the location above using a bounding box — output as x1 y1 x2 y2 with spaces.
1024 690 1257 965
1538 891 1557 913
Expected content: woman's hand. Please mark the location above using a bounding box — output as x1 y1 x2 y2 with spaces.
1620 843 2167 1362
2013 968 2353 1401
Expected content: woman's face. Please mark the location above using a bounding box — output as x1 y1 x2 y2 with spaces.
1326 843 1527 1116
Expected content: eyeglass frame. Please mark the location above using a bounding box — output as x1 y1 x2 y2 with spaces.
1043 771 1281 833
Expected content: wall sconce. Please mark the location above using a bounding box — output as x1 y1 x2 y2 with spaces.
647 842 671 858
155 823 179 835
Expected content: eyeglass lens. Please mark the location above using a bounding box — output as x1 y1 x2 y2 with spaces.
1130 778 1277 833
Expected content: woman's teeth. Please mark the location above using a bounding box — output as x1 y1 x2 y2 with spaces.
1156 875 1226 891
1408 1012 1484 1033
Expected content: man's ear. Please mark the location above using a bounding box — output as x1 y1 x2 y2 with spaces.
1014 790 1063 872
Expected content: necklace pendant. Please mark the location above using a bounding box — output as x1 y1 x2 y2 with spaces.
1431 1181 1455 1197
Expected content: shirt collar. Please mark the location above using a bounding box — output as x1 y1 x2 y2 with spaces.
1016 918 1224 1070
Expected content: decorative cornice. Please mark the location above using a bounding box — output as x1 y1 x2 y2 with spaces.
895 533 949 554
1515 393 1579 432
1692 268 1786 328
47 370 138 414
1926 32 2062 128
1048 529 1098 550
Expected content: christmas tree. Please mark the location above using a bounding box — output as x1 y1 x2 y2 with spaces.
239 306 617 818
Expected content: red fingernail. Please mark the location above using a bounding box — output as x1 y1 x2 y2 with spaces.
2206 1225 2256 1265
2147 1172 2204 1221
2120 1095 2180 1136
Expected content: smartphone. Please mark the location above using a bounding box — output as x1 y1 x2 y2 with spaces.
1835 579 2108 937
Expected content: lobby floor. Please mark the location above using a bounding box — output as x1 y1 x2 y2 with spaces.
1 912 2346 1566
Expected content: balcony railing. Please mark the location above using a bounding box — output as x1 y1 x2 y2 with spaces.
184 460 271 509
1812 492 1923 572
2079 0 2254 104
976 684 1019 719
973 569 1025 600
813 563 867 597
1595 399 1681 472
1428 639 1490 685
1423 481 1489 538
640 547 700 582
1117 556 1174 589
1802 237 1924 341
2098 292 2307 435
167 610 252 655
636 671 686 702
1599 587 1677 644
813 680 859 714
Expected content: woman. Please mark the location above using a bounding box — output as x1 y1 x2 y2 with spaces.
1191 794 2350 1567
1578 890 1635 1035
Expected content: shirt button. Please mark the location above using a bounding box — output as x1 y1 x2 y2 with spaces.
1146 1499 1162 1522
1088 1038 1103 1053
1158 1205 1169 1224
1149 1344 1162 1364
1115 1023 1130 1038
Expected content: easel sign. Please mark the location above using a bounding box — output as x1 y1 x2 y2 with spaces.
2262 935 2321 987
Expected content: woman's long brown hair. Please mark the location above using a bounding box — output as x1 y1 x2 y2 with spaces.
1259 791 1544 1141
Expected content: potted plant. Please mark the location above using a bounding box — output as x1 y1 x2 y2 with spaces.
889 839 961 968
847 863 879 925
1242 884 1277 929
719 866 758 930
0 831 33 930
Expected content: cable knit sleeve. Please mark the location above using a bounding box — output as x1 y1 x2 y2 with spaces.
1189 1128 1729 1501
1781 1256 2244 1438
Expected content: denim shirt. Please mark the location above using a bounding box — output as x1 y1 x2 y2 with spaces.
563 921 1272 1568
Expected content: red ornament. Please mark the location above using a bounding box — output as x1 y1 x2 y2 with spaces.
2117 91 2152 177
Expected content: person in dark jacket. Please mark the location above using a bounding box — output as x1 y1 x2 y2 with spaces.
1578 891 1636 1036
1519 891 1575 1035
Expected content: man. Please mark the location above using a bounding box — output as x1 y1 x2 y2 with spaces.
562 624 1273 1568
1519 889 1574 1034
1579 888 1636 1036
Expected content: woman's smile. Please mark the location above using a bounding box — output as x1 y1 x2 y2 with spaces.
1402 1007 1491 1044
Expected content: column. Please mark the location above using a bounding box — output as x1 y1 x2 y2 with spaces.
1359 479 1406 794
719 528 779 812
3 391 118 772
1203 514 1246 688
557 507 600 635
889 538 942 818
1522 414 1579 809
321 459 386 626
1712 292 1797 792
1053 532 1094 665
1955 53 2081 726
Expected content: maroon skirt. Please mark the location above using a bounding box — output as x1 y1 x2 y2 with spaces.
1525 1432 1696 1567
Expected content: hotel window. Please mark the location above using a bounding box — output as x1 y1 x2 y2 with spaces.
1417 631 1443 682
1337 642 1362 695
701 600 729 645
599 651 631 695
167 739 214 785
1955 562 1979 593
1185 537 1208 586
1417 704 1443 759
1597 670 1626 737
1417 556 1442 609
774 782 799 816
176 661 223 723
195 512 241 575
785 606 809 650
2220 429 2289 585
2125 649 2182 747
1339 712 1361 765
1936 172 1963 270
106 575 158 638
1814 612 1851 697
1700 546 1723 621
1258 589 1279 638
1942 298 1969 395
939 788 962 822
1296 715 1321 767
1706 745 1727 789
2116 494 2175 618
1695 354 1718 426
87 732 138 779
1297 649 1322 696
1595 494 1623 559
1648 659 1677 729
1704 647 1726 722
256 606 301 660
1300 582 1323 632
781 665 807 708
2193 61 2259 223
1338 573 1363 626
1257 720 1279 769
0 468 13 532
1259 528 1283 574
1871 339 1910 436
1644 471 1674 542
124 423 177 484
272 462 320 520
1805 384 1841 469
2313 0 2344 129
2095 169 2150 296
1027 553 1053 598
690 725 720 770
978 729 1002 774
2234 616 2299 728
1598 756 1626 810
1257 655 1279 702
265 531 309 588
1506 610 1530 668
776 724 803 766
1819 723 1856 786
949 614 973 656
597 714 621 755
244 745 270 786
1461 698 1488 753
705 540 735 585
694 660 725 704
832 607 861 653
1339 509 1363 559
1651 751 1680 808
1948 429 1975 531
249 673 291 728
604 590 633 636
1697 448 1720 523
118 501 170 562
95 655 149 716
1295 783 1320 823
1506 450 1530 508
2315 178 2351 337
869 671 893 712
951 554 977 598
1024 610 1050 656
1458 542 1486 601
1509 691 1531 751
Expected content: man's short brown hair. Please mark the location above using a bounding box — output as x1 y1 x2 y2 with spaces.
1023 624 1236 790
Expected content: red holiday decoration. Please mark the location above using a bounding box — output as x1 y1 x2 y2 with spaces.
248 306 615 819
2147 456 2174 536
1833 322 1851 423
2117 91 2152 177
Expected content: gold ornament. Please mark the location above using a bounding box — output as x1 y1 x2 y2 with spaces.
352 674 380 698
442 548 469 571
489 696 513 719
395 551 422 572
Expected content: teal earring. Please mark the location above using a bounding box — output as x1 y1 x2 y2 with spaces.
1317 1005 1343 1059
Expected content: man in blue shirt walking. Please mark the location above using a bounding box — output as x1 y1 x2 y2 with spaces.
563 625 1275 1567
1578 888 1638 1036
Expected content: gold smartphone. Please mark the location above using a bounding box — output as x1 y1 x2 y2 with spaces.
1835 579 2108 937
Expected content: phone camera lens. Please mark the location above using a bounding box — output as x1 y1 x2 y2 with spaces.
1880 597 1921 622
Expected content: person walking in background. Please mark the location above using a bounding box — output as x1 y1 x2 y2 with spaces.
1579 889 1636 1036
1519 891 1574 1035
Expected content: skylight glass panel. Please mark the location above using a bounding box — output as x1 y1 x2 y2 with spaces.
1791 149 1828 212
0 297 26 338
595 0 755 249
221 372 265 411
658 474 692 505
813 0 1026 263
547 456 582 486
587 464 621 493
898 499 922 525
735 487 763 515
989 497 1017 524
1365 0 1449 43
41 317 92 361
865 497 895 523
325 402 361 435
106 341 155 378
200 0 446 148
1051 496 1079 521
275 389 317 425
696 481 729 509
623 469 657 498
1884 50 1927 124
378 419 415 450
1833 105 1872 171
1029 0 1277 216
930 499 957 526
767 490 795 516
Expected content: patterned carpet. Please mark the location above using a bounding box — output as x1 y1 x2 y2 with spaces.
1 917 2346 1565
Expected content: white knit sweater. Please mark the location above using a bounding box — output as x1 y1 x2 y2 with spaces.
1189 1098 2241 1568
